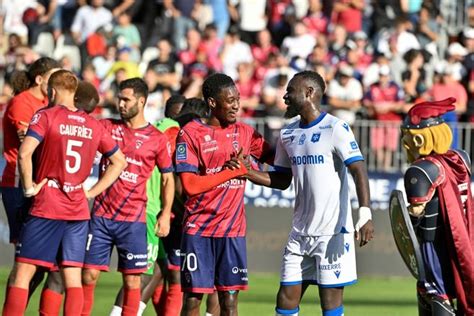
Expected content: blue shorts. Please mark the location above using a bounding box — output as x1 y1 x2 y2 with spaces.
163 224 182 270
180 234 248 293
15 216 88 269
84 216 148 274
1 186 31 243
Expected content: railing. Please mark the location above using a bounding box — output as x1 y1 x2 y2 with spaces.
243 117 474 173
0 117 471 173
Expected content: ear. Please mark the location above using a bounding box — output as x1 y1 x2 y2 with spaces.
413 134 425 148
207 97 216 110
139 96 146 106
35 75 43 86
306 86 314 99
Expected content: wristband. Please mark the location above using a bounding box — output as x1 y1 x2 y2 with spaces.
23 187 35 197
355 206 372 231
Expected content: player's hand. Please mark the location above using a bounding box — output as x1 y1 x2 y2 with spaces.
355 220 374 247
24 178 48 197
155 212 171 237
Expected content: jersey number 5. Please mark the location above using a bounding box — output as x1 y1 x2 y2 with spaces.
66 139 83 173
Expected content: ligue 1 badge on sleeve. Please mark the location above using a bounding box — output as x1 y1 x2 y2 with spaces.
176 142 187 161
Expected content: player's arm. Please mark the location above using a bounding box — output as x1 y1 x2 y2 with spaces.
347 160 374 246
180 165 248 196
85 149 127 199
156 171 175 237
18 136 48 197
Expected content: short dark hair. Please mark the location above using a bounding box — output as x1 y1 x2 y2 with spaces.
28 57 61 84
75 81 99 113
119 77 148 102
294 70 326 95
165 94 186 118
180 97 209 118
202 73 235 103
11 57 60 94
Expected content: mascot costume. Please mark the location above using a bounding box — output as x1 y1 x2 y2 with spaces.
389 97 474 315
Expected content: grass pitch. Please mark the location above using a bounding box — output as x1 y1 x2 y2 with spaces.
0 268 416 315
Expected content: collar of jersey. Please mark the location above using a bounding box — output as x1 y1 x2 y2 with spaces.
299 112 327 129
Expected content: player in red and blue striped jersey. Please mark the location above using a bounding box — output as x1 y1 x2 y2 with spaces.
175 73 273 315
2 70 127 316
81 78 175 316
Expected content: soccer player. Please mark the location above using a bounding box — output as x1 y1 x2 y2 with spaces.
236 70 374 316
109 95 184 316
82 78 175 316
1 57 60 245
2 70 127 315
38 80 102 316
175 73 273 315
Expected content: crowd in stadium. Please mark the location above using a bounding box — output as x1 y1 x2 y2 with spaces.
0 0 472 124
0 1 473 316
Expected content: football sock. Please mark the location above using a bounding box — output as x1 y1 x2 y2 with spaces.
323 305 344 316
3 287 28 316
122 288 140 316
40 288 63 315
275 307 299 316
109 305 122 316
81 283 96 316
164 283 183 316
137 301 147 316
152 284 166 314
64 287 83 316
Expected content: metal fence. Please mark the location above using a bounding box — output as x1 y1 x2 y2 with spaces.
244 117 474 173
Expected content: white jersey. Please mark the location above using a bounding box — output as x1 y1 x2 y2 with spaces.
274 113 364 236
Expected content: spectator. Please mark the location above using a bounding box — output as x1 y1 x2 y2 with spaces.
0 0 42 43
71 0 113 44
281 20 316 60
106 46 140 80
92 45 117 80
178 28 201 74
327 64 363 125
143 68 172 123
303 0 328 36
220 25 253 80
251 29 279 80
414 2 440 58
445 42 468 82
164 0 197 50
199 23 223 71
113 11 141 62
331 0 364 34
402 49 427 103
229 0 267 45
363 65 404 171
147 38 181 92
328 23 348 63
205 0 230 40
262 66 292 117
235 62 261 118
426 64 468 147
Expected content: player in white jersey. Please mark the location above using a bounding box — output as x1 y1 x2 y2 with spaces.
232 71 374 316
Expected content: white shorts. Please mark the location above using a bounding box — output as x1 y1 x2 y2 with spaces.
280 231 357 287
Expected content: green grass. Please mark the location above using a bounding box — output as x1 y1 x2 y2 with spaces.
0 268 417 315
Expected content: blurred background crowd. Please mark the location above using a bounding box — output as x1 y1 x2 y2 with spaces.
0 0 473 171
